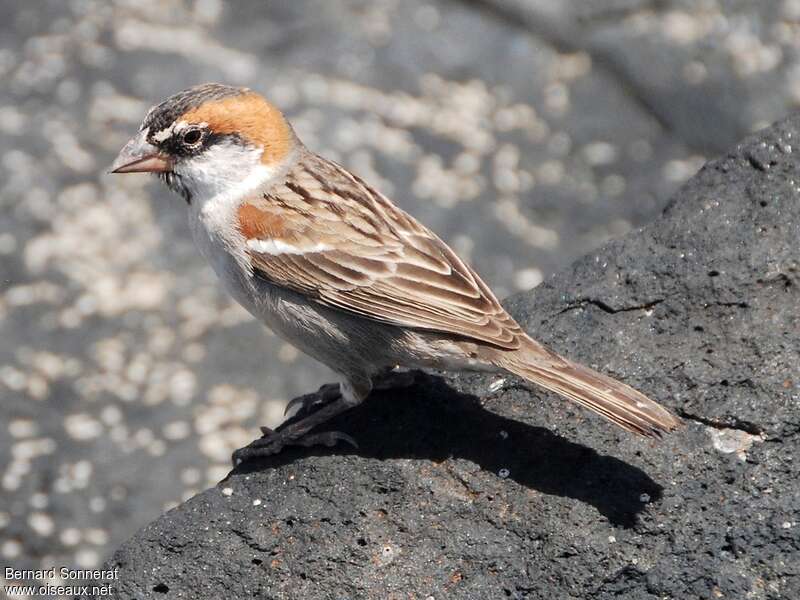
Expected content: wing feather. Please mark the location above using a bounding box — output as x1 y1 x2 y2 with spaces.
240 154 522 349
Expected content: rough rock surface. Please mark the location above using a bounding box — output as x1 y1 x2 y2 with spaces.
97 113 800 598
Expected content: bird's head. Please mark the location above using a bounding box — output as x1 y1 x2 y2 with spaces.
110 83 296 204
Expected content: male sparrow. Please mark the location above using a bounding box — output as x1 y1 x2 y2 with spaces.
111 84 679 464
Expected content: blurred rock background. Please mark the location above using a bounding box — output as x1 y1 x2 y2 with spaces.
0 0 799 587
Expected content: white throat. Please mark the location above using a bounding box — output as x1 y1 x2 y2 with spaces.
181 140 297 282
176 141 274 204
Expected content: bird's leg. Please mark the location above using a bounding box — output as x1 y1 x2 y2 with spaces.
283 368 415 419
232 378 369 465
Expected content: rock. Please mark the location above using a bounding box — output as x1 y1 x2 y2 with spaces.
96 114 799 598
477 0 800 155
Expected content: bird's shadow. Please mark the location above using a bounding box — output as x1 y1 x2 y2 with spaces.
233 373 663 528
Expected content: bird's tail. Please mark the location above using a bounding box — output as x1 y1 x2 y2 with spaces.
495 339 680 437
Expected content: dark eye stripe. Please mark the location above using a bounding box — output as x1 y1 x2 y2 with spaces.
148 125 208 158
147 124 247 160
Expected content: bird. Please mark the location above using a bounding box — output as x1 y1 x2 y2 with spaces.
110 83 680 465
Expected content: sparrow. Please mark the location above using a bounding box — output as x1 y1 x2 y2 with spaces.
111 83 679 465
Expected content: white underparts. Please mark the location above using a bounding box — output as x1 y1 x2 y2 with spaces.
246 239 331 255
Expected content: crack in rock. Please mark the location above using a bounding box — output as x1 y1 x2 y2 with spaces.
558 298 664 315
678 409 766 460
677 409 763 436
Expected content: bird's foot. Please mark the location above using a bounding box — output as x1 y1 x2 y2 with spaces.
233 393 360 466
234 370 415 466
232 426 358 465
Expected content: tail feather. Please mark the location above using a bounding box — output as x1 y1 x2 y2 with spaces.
497 344 680 437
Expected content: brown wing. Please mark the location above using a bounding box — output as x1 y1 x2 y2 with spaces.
238 153 522 349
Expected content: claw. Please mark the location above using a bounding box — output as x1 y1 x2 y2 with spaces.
232 435 288 465
283 394 316 417
231 448 248 467
284 383 341 417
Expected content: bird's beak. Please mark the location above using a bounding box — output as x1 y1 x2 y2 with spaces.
109 131 173 174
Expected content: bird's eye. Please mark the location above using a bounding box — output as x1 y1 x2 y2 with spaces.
182 129 202 145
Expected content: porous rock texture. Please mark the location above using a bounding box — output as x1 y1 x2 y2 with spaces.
96 117 800 599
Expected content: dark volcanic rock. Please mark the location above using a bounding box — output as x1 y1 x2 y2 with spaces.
96 117 799 598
